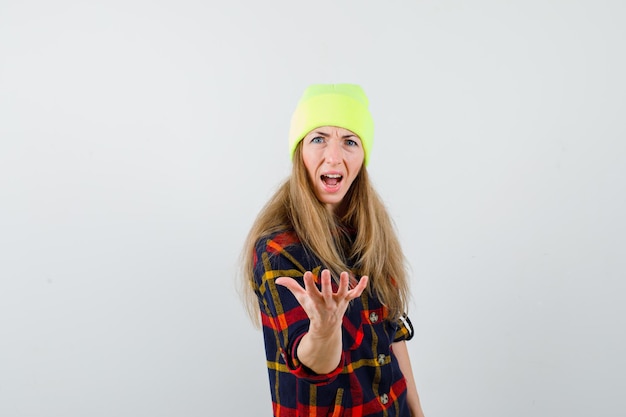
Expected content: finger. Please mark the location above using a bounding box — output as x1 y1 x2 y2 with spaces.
320 269 333 302
336 271 351 298
347 275 368 300
302 271 321 297
275 277 307 298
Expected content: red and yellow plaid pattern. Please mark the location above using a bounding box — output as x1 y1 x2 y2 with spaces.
252 231 414 417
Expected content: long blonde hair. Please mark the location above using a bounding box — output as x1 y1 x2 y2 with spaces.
240 144 410 326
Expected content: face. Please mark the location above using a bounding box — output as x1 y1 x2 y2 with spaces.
301 126 365 213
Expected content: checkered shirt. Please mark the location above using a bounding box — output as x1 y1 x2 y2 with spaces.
252 231 414 417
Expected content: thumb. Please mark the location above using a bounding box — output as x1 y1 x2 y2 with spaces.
275 276 306 297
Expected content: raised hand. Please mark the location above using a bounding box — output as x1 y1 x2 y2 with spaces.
275 269 368 374
276 270 368 334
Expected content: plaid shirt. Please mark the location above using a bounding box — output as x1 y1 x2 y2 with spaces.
253 231 414 417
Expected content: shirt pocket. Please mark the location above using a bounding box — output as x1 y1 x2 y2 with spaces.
361 305 393 344
361 305 389 326
342 301 390 351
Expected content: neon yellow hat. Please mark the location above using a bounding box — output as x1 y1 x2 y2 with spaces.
288 84 374 165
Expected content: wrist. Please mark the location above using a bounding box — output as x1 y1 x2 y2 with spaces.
307 322 342 340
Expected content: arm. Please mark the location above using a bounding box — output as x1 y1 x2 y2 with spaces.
392 340 425 417
295 321 342 374
276 269 368 374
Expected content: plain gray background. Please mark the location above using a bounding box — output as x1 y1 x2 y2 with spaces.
1 0 625 416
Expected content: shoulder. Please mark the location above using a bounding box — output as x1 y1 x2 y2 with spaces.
254 230 301 255
253 230 320 281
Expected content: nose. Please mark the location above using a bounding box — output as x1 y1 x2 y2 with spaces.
324 139 342 165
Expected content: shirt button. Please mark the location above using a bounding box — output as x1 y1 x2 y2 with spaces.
378 354 386 365
380 393 389 405
369 312 379 323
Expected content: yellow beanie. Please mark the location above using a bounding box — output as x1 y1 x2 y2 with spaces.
288 84 374 165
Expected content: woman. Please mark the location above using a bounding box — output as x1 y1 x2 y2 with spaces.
241 84 425 416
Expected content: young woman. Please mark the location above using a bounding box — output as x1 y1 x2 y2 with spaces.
241 84 425 417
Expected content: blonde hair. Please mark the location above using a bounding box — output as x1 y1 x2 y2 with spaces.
240 144 410 326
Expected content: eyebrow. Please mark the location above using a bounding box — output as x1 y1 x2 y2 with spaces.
313 131 357 139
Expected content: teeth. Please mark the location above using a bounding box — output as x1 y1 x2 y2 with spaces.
324 174 342 178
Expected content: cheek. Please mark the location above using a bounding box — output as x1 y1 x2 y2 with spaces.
348 148 365 166
302 157 317 182
349 157 364 177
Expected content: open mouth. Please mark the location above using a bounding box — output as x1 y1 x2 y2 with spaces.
321 174 343 187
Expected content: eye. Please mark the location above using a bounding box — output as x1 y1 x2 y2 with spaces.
345 139 358 147
311 136 325 144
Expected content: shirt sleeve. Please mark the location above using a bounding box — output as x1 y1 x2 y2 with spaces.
253 234 343 385
393 314 415 343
